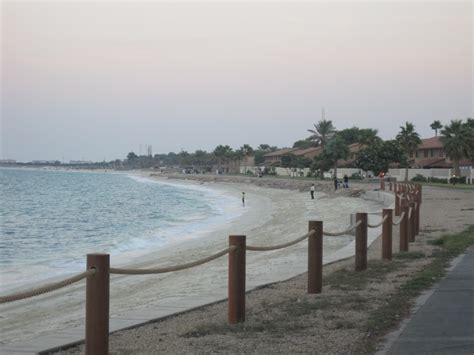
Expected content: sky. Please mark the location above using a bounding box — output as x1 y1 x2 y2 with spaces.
1 1 472 162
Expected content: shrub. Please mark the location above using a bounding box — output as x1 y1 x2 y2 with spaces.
411 174 427 182
430 177 448 184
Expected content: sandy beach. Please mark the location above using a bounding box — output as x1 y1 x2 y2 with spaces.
0 174 383 346
51 180 473 355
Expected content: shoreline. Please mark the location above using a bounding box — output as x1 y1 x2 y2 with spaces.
0 173 385 345
53 185 473 355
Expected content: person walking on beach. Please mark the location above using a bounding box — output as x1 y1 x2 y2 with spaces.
310 184 315 199
343 175 349 188
242 192 245 207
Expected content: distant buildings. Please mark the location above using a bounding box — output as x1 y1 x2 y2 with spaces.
262 143 365 167
69 160 93 165
0 159 16 164
410 136 472 168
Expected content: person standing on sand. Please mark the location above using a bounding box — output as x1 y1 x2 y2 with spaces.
334 177 338 190
310 184 315 199
343 175 349 188
242 192 245 207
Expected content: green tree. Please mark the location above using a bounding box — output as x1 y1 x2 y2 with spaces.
213 145 233 171
127 152 138 161
293 138 313 149
430 120 443 137
396 122 422 181
355 140 405 175
337 127 380 145
440 119 474 177
324 136 350 179
240 144 254 173
307 120 336 147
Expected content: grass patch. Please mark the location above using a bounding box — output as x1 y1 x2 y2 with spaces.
324 260 400 291
394 251 426 260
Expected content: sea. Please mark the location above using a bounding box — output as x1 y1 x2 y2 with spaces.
0 168 243 292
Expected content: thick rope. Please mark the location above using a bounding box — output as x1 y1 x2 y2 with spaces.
110 246 236 275
367 215 388 228
323 220 362 236
246 230 315 251
0 269 95 304
392 212 406 225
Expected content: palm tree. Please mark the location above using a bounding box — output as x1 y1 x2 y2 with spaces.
440 119 474 177
430 120 443 136
307 119 336 147
240 144 254 174
396 122 421 181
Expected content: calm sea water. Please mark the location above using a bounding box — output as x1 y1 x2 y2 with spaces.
0 168 242 291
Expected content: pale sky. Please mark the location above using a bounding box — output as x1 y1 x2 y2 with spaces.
1 1 472 162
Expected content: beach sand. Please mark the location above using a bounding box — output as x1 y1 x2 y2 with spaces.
0 174 383 346
53 181 473 355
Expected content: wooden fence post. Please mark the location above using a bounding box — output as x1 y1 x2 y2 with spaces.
355 213 368 271
382 209 393 261
408 202 415 242
415 194 420 236
228 235 246 324
86 254 110 355
308 221 323 294
400 205 409 252
395 193 401 216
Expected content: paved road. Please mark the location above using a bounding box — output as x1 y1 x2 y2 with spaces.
386 246 474 354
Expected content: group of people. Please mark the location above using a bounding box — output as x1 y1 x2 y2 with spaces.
334 175 349 191
310 174 350 199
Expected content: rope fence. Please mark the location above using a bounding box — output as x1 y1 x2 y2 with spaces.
246 230 315 251
367 215 388 228
323 220 361 236
0 181 422 355
0 269 95 304
392 211 406 225
110 246 236 275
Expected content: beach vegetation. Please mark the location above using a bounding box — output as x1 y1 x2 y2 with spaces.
430 120 443 136
307 119 336 147
354 140 405 175
315 135 350 179
337 127 381 146
396 122 422 181
440 119 474 177
292 138 314 149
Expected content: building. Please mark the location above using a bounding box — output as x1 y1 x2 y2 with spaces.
263 148 300 166
411 136 472 168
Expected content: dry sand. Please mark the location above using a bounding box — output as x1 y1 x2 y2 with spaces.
0 174 381 346
55 181 473 355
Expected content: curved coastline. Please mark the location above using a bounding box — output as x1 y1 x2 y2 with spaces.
0 173 386 345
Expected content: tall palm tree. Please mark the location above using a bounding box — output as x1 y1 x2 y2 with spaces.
440 119 474 177
307 119 336 147
396 122 421 181
240 144 254 174
430 120 443 136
